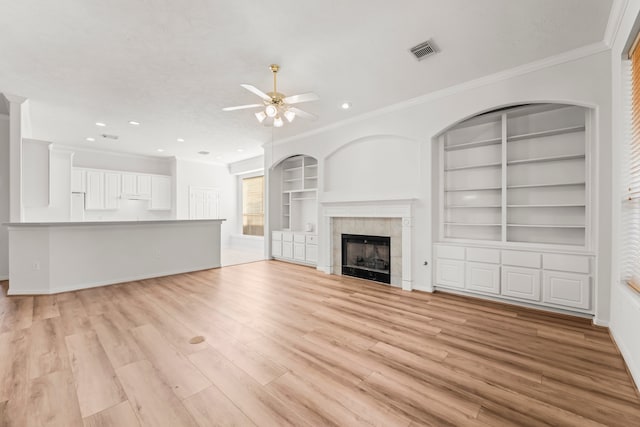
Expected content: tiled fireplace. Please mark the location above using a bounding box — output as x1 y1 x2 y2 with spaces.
320 199 414 290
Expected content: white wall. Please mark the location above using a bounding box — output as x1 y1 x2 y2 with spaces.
0 115 10 279
609 0 640 391
72 148 172 175
175 159 237 246
22 144 73 222
266 49 613 322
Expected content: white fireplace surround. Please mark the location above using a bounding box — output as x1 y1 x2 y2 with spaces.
319 198 414 291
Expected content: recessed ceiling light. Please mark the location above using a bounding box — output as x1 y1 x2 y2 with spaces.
95 122 106 127
177 138 185 142
341 102 351 110
128 121 140 126
215 156 222 160
157 148 165 153
198 151 210 155
237 148 244 152
86 137 95 142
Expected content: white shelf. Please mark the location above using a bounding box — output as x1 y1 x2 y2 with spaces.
445 223 501 227
507 125 585 142
284 178 302 182
444 137 502 152
292 197 316 201
445 162 502 172
284 188 318 193
507 224 585 229
305 164 318 168
507 182 585 189
305 176 318 179
283 166 303 172
507 154 585 166
445 186 502 192
507 204 585 208
447 206 502 209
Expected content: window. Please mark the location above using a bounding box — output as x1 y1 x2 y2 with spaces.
622 36 640 294
242 175 264 236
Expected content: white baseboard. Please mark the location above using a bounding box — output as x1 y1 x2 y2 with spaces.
6 264 220 296
609 325 640 393
0 275 8 281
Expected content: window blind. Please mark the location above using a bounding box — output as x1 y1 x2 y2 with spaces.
623 40 640 293
242 175 264 236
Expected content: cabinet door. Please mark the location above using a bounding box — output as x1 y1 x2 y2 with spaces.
436 259 465 289
150 176 171 210
465 262 500 295
282 242 293 259
294 242 305 261
137 175 152 197
104 173 121 210
71 169 86 193
272 240 282 257
501 266 541 301
305 244 318 263
85 171 104 210
543 271 590 310
122 173 137 195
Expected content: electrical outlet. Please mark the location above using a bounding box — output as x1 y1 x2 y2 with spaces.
32 262 40 271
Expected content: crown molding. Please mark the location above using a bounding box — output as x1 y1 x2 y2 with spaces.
266 41 610 148
604 0 629 48
53 143 174 162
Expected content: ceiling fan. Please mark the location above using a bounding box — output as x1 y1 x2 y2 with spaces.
222 64 319 127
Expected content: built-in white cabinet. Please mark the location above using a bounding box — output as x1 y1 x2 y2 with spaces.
272 231 317 266
137 175 152 198
271 154 319 266
150 175 171 210
543 271 590 310
439 104 590 248
501 266 541 301
434 244 594 314
466 262 500 294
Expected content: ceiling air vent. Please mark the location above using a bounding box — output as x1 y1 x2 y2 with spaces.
410 40 437 61
198 151 210 155
101 134 119 140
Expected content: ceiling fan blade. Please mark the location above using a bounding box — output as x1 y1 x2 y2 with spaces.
222 104 262 111
283 92 320 105
240 84 272 101
289 107 318 121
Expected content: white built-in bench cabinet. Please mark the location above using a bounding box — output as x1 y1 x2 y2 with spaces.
272 231 318 266
433 103 595 315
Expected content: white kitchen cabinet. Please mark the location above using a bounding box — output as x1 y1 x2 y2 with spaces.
543 271 590 310
104 173 121 210
465 262 500 294
435 259 465 289
137 174 152 197
85 170 105 210
71 169 86 193
501 266 541 301
150 175 171 210
121 173 137 195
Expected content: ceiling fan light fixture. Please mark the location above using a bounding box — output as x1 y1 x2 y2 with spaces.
255 111 267 123
284 110 296 122
273 116 284 128
265 104 278 118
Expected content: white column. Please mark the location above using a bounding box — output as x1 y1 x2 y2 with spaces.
5 94 28 222
402 217 413 291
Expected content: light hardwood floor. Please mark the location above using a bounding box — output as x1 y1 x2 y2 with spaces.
1 260 639 426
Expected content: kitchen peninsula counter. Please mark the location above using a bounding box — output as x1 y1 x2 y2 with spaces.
4 219 225 295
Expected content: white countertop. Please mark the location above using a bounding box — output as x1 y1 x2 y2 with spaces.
4 219 226 227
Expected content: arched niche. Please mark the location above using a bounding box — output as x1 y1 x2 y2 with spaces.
323 134 421 199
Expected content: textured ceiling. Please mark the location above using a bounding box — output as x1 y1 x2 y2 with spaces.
0 0 613 163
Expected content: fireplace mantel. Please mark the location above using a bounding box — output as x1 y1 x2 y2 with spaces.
319 198 415 291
